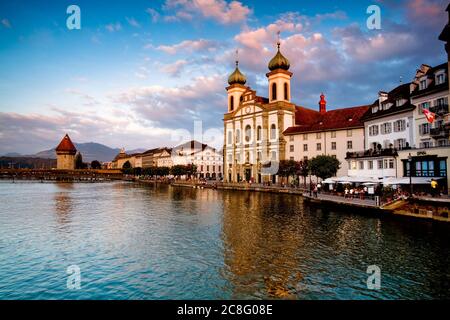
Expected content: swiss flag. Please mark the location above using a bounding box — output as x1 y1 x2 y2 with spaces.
423 108 435 123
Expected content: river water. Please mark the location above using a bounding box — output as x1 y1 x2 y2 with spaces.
0 181 449 300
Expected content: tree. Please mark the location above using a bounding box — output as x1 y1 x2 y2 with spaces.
185 164 198 178
278 160 299 184
157 167 170 177
75 152 86 169
297 160 309 187
170 165 187 178
308 155 341 181
91 160 101 170
122 161 132 170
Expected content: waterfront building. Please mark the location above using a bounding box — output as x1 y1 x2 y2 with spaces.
172 140 223 179
345 83 415 181
140 147 172 168
55 134 77 170
410 63 449 149
223 38 369 183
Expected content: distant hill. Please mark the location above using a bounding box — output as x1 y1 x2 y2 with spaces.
31 143 146 163
0 157 56 169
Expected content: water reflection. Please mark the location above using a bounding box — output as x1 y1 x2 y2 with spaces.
54 183 74 225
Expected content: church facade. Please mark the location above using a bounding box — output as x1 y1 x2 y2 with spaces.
223 39 369 183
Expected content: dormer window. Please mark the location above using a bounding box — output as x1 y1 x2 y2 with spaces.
372 106 379 113
419 79 427 90
396 99 402 107
436 72 445 85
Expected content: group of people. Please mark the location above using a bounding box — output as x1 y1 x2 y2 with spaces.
343 186 369 200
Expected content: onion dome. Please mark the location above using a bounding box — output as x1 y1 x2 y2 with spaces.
228 60 247 85
268 41 290 71
55 134 77 154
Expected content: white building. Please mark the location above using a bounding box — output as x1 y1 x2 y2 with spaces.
224 38 372 183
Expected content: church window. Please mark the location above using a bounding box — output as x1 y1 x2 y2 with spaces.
227 131 232 145
284 83 289 100
257 126 262 141
272 83 277 100
236 129 241 144
245 125 252 142
230 96 234 111
270 124 277 140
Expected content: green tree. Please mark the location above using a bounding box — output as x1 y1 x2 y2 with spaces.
185 164 198 178
170 165 187 177
91 160 101 170
156 166 170 177
308 155 341 181
122 161 132 170
278 160 299 184
298 160 309 187
75 152 85 169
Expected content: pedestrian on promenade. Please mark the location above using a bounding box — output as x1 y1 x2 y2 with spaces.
344 187 349 199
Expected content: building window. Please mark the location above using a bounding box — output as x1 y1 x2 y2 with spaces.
419 123 430 135
381 122 392 134
420 141 432 148
270 124 277 140
395 138 407 150
347 141 353 150
317 143 322 151
245 125 252 143
257 126 262 141
351 161 357 170
230 96 234 111
331 131 336 138
389 159 394 169
284 83 289 100
436 72 445 85
227 131 232 145
418 102 430 115
377 160 383 169
272 83 277 100
368 161 373 170
316 132 321 139
236 129 241 144
303 134 308 141
419 79 427 90
369 125 379 136
394 120 406 132
290 157 295 161
289 135 294 142
290 145 294 152
359 161 364 170
303 144 308 152
331 142 336 150
304 156 308 161
271 151 277 161
347 129 352 137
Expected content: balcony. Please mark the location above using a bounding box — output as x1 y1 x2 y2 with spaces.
346 148 399 159
430 104 449 115
430 126 450 139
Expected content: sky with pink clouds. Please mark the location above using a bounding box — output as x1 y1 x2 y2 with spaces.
0 0 448 155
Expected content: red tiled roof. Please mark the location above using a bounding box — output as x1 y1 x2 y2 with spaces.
55 134 77 153
284 105 370 134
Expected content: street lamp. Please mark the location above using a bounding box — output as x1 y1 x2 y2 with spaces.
408 153 413 197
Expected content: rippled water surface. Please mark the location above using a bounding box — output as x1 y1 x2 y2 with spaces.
0 181 449 300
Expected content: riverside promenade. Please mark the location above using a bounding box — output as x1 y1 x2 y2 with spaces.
170 180 449 222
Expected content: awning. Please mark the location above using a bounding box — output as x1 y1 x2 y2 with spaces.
323 176 382 184
383 177 443 185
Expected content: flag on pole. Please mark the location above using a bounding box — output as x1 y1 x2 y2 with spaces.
423 108 435 123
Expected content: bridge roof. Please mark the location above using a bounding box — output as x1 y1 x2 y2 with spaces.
55 134 77 153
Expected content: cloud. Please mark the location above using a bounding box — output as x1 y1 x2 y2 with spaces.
1 18 11 28
65 88 100 107
163 0 251 24
160 59 189 77
126 17 141 28
110 75 225 129
156 39 222 54
105 22 122 32
146 8 160 23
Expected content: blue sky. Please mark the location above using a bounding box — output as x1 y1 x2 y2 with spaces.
0 0 448 155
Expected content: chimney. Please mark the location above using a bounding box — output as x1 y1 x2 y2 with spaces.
319 93 326 114
378 91 388 104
